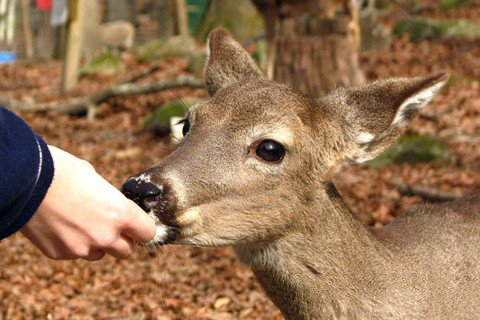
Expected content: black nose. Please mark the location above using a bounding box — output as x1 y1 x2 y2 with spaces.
121 177 162 212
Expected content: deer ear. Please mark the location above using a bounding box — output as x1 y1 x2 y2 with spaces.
339 73 449 163
205 28 264 96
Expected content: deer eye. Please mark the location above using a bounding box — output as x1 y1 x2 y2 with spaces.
255 140 285 163
178 118 190 136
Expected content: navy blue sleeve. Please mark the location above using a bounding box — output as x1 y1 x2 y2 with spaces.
0 107 54 239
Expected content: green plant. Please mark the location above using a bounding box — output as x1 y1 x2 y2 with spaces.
367 134 456 169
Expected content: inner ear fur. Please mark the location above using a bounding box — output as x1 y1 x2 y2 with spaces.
205 28 265 96
336 73 448 163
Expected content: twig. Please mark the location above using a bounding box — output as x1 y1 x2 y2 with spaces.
121 65 181 84
121 63 162 84
393 183 460 202
0 76 204 115
122 65 161 84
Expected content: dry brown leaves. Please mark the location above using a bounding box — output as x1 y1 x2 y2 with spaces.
1 5 479 319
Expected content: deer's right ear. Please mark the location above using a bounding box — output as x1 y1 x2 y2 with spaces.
329 73 449 163
205 28 264 96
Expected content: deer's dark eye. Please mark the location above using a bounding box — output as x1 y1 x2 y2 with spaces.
179 118 190 136
255 140 285 163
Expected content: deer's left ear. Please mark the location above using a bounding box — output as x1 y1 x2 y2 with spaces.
205 28 265 96
331 73 449 163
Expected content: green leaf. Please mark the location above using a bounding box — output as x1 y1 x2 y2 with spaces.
136 36 195 61
187 50 207 73
144 99 202 136
80 51 123 76
440 0 469 10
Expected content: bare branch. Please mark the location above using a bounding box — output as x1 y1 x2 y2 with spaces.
120 63 176 84
0 76 204 115
393 183 460 202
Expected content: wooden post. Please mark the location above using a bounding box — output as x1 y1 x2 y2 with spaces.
174 0 189 37
167 0 176 36
0 0 8 44
5 0 15 48
61 0 86 93
20 0 33 59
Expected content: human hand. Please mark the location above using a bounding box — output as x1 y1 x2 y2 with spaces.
21 146 156 261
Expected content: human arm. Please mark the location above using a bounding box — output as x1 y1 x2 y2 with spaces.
21 146 156 260
0 107 155 260
0 107 54 239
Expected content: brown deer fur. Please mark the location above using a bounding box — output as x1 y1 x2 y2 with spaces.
127 29 480 320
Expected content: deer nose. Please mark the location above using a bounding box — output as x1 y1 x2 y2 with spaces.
121 176 163 212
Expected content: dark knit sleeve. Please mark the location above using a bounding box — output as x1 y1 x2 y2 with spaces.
0 107 54 239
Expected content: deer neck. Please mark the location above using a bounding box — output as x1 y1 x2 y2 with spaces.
234 183 390 320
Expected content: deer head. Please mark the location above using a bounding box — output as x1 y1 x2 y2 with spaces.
121 29 448 248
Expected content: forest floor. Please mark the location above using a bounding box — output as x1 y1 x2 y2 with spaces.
1 3 479 320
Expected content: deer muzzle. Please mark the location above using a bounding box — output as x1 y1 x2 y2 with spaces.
121 172 180 245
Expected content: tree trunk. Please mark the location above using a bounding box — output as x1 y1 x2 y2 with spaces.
151 0 173 37
174 0 189 37
61 0 86 93
20 0 33 59
81 0 101 61
106 0 136 25
253 0 364 97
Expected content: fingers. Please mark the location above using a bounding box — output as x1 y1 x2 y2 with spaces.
28 147 153 261
103 235 134 259
121 200 156 243
84 249 106 261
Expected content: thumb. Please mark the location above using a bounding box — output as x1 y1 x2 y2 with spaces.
121 200 156 243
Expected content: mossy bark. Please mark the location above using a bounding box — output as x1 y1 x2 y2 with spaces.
194 0 264 43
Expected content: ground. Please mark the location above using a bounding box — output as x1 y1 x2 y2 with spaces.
0 3 479 320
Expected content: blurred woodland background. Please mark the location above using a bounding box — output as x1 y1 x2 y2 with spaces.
0 0 479 319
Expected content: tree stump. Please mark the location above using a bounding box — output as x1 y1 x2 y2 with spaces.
253 0 365 97
274 14 364 96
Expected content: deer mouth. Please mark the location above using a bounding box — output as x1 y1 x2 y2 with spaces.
145 201 181 246
121 172 184 246
146 223 180 246
147 205 204 246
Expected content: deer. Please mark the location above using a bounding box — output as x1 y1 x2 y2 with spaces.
121 29 480 320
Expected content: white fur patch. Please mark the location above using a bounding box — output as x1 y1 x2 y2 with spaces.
205 36 211 69
353 153 372 163
392 81 445 126
245 157 283 174
353 132 375 163
146 224 169 245
249 125 294 147
134 173 151 184
356 132 375 144
170 116 185 145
